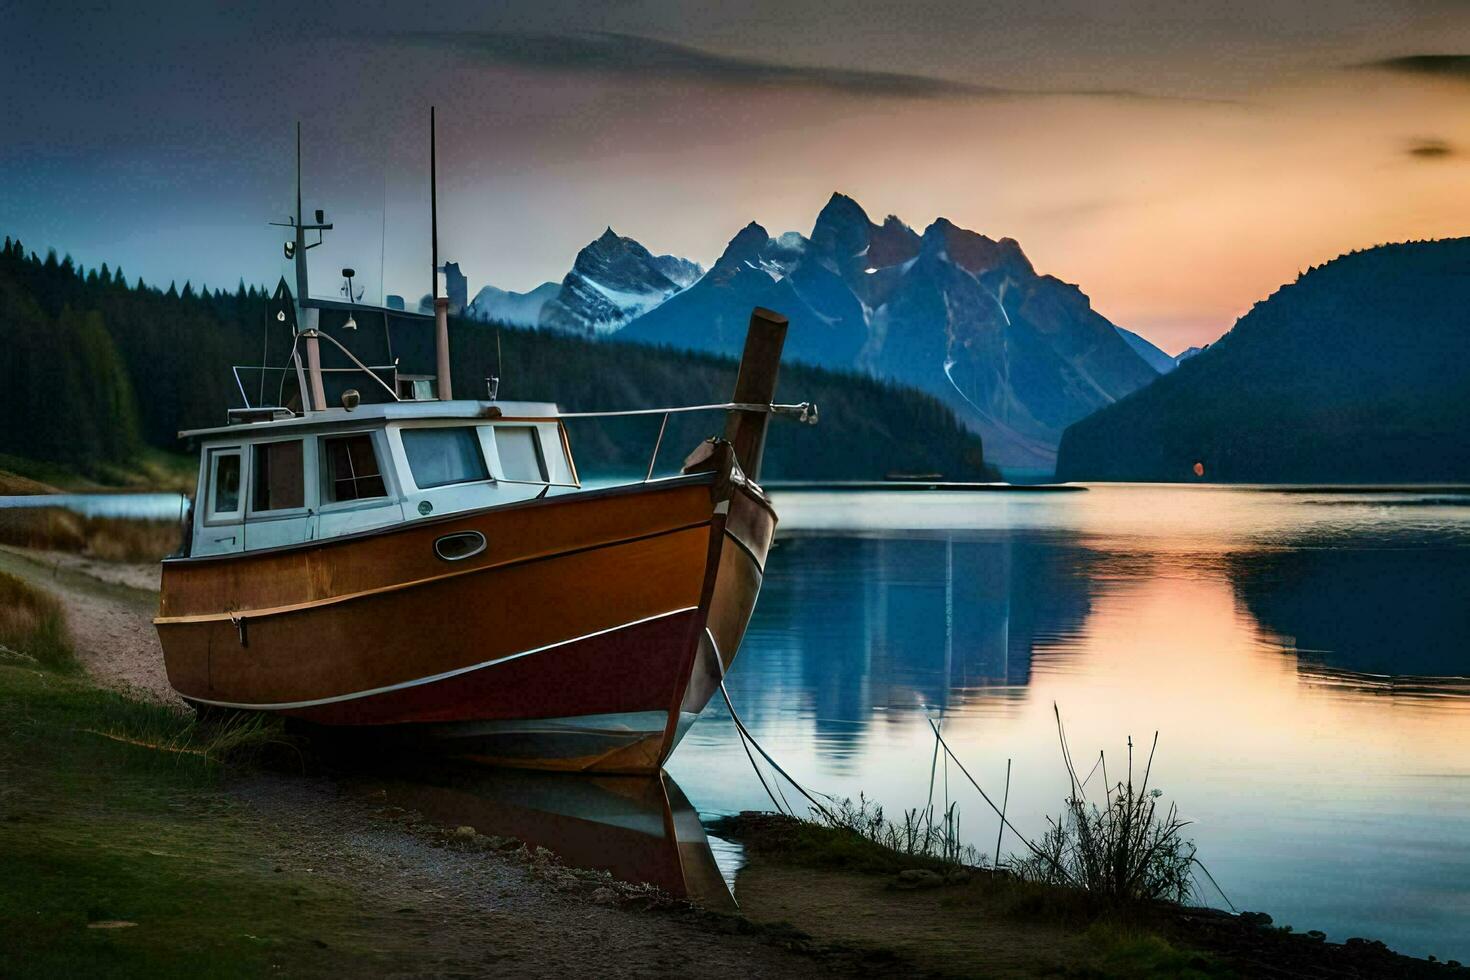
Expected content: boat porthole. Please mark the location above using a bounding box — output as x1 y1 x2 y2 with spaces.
418 500 433 515
434 531 486 562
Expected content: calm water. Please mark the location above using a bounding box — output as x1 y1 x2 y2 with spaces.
0 492 186 519
669 485 1470 961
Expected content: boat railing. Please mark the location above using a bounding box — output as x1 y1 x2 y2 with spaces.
554 402 817 485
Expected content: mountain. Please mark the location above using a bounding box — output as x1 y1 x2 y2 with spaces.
1115 326 1178 374
465 281 559 328
622 193 1160 469
536 228 704 336
1174 345 1205 365
1055 239 1470 483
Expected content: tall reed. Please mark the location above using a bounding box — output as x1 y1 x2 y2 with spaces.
1009 706 1200 904
0 570 73 672
0 507 181 562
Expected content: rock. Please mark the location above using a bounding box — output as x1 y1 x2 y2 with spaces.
1239 911 1273 928
453 825 476 838
590 887 618 905
894 869 945 890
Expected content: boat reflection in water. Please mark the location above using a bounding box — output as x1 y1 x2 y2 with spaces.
350 764 737 911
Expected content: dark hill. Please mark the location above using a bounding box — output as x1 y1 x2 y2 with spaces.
1055 239 1470 483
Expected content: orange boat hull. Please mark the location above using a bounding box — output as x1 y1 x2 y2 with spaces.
156 471 774 773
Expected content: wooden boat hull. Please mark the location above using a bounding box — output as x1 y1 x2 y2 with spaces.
155 467 774 773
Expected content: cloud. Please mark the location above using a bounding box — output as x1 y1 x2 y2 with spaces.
1360 54 1470 80
1408 137 1455 159
385 31 1218 104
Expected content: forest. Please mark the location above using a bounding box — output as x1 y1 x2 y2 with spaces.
0 237 994 483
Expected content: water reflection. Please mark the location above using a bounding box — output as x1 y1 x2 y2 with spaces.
1227 545 1470 690
350 765 736 911
744 533 1098 751
671 486 1470 960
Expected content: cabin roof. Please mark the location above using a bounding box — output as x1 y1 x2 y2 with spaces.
179 400 561 440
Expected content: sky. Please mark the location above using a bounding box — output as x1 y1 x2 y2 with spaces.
2 0 1468 353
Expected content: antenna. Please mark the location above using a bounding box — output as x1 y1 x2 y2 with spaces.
430 105 439 302
428 106 453 399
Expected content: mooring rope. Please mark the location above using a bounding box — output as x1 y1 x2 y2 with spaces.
719 680 835 822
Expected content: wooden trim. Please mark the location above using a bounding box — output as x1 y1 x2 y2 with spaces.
155 518 711 625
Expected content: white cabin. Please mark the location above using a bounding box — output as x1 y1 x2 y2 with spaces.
181 400 578 558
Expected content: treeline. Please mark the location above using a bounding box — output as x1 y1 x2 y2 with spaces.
449 322 995 481
0 235 993 481
0 238 267 468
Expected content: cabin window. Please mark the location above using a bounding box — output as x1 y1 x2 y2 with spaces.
251 440 305 512
496 426 548 483
322 434 387 503
206 449 243 520
402 426 489 489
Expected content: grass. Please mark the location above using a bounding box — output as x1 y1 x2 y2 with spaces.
0 653 385 978
1009 710 1204 906
0 570 75 672
0 507 182 562
1085 919 1229 978
0 573 359 978
711 808 970 876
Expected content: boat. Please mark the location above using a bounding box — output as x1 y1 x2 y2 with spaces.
153 115 815 773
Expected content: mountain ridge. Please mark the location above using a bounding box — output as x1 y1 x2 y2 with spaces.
536 227 705 336
618 192 1160 468
1055 238 1470 482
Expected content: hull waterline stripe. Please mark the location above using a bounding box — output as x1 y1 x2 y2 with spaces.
180 606 699 712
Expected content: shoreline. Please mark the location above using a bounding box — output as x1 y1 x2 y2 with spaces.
716 812 1466 978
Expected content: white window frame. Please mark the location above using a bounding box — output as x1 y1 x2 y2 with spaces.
398 423 494 492
246 436 314 520
203 447 245 525
318 429 396 512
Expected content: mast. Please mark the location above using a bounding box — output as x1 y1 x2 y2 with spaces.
430 105 453 400
270 122 332 412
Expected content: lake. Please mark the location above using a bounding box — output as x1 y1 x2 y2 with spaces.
670 485 1470 961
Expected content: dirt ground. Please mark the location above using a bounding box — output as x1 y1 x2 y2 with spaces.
735 857 1089 978
0 546 176 704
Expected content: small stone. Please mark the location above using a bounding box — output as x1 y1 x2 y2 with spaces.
454 825 476 838
590 887 618 905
